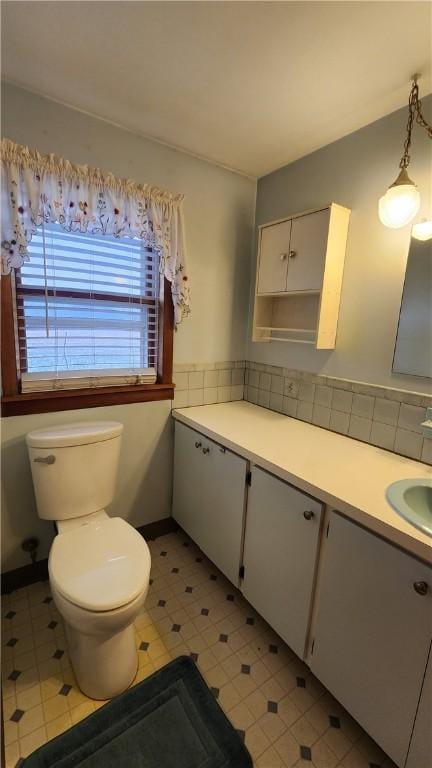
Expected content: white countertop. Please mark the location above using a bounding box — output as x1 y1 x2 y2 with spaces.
173 401 432 564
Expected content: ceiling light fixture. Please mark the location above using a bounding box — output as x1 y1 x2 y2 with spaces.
379 76 432 229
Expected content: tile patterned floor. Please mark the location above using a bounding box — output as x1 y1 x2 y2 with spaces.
2 530 397 768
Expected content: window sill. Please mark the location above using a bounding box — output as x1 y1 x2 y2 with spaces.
1 383 174 417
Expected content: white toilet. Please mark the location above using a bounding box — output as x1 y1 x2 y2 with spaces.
26 421 151 700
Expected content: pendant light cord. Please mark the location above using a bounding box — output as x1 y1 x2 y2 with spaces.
400 79 432 170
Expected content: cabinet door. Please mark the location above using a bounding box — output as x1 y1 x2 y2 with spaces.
311 512 432 768
242 467 323 658
257 219 291 294
286 209 329 292
406 641 432 768
172 422 247 585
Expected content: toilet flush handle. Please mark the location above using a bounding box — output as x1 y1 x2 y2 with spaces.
34 455 56 465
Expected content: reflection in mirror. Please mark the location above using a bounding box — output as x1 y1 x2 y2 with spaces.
393 231 432 378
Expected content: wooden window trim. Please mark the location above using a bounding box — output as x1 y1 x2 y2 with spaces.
1 274 174 416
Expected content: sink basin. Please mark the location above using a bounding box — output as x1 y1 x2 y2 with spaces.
386 478 432 537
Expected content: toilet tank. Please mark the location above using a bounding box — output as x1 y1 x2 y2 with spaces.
26 421 123 521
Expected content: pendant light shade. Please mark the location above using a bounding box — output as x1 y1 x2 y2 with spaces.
412 219 432 241
378 77 431 230
378 169 420 229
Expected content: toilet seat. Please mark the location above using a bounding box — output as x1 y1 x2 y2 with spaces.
49 517 151 612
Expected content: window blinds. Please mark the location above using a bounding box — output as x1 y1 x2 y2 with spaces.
17 223 158 392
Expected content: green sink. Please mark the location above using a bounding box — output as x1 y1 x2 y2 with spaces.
386 479 432 537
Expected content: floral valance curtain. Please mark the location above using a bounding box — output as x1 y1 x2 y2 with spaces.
1 139 190 326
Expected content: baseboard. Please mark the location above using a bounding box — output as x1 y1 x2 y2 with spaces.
137 516 179 540
1 558 49 594
1 517 178 594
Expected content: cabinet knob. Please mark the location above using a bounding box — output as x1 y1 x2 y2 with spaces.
202 447 210 454
195 441 202 449
303 510 314 520
413 581 429 596
289 250 297 259
279 252 288 261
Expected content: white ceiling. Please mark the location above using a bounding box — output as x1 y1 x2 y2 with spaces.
2 1 431 178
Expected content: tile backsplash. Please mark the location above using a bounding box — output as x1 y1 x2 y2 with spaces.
171 360 431 465
244 361 432 465
172 361 245 409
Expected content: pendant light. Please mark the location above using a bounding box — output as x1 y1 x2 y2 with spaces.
379 76 432 229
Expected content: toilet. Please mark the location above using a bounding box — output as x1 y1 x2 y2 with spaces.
26 421 151 700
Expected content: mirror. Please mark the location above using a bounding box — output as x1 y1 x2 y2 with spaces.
393 231 432 378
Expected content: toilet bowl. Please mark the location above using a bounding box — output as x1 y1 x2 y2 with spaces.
26 421 151 700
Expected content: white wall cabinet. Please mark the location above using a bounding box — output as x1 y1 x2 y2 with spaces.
310 511 432 768
242 466 323 658
253 203 350 348
172 421 247 585
257 218 292 294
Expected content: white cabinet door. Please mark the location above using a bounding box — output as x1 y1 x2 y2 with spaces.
406 641 432 768
257 219 292 294
172 422 247 585
311 512 432 768
286 209 329 292
242 466 323 658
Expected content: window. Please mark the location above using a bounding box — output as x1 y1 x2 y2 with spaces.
1 225 174 415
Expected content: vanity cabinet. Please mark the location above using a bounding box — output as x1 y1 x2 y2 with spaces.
310 511 432 768
253 203 350 348
405 641 432 768
172 421 247 585
242 466 323 658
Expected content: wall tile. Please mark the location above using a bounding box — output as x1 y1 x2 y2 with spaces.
312 405 331 429
247 386 259 404
370 422 396 451
283 397 298 418
348 415 372 442
217 386 231 403
173 372 188 390
421 438 432 465
297 401 313 423
173 389 188 408
298 381 315 403
352 394 374 420
373 397 400 426
314 385 333 408
231 385 244 401
204 370 219 388
394 429 423 460
232 368 245 386
331 389 353 414
329 410 350 435
218 369 232 387
203 387 218 405
259 372 271 391
258 389 270 408
188 389 204 407
248 370 260 388
188 371 204 390
270 375 283 394
398 403 426 434
269 392 283 412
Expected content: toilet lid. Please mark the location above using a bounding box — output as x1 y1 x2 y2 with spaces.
49 517 151 611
